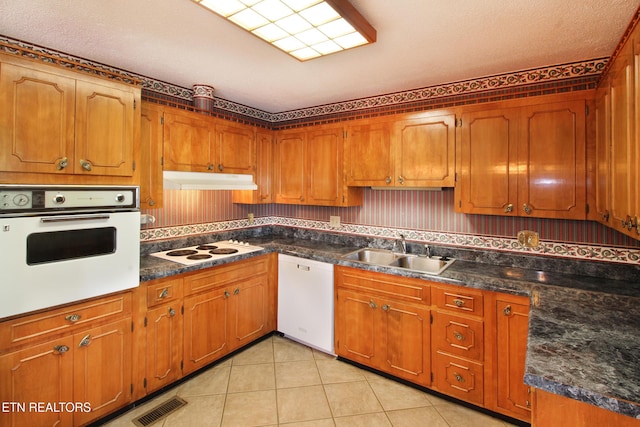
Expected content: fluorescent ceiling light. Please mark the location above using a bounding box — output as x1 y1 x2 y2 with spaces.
191 0 376 61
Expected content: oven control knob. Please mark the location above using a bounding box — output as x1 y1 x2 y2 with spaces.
115 194 125 202
53 194 65 204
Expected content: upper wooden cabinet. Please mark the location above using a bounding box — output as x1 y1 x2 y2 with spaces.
0 54 139 181
593 21 640 240
232 130 274 204
274 125 362 206
162 107 256 174
456 98 587 220
139 103 164 209
345 113 456 188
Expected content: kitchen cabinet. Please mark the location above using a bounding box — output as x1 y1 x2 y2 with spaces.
274 125 362 206
182 254 274 374
532 389 640 427
431 284 485 406
0 53 139 183
162 107 255 174
233 130 274 204
139 103 164 208
456 97 587 219
344 113 456 188
594 80 611 224
335 267 431 385
142 276 183 393
0 293 133 427
493 294 531 420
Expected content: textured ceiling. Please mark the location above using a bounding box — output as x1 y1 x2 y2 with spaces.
1 0 638 113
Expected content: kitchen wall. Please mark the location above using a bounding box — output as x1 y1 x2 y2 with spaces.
142 188 639 248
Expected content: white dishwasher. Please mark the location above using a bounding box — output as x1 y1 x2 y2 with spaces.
278 254 335 354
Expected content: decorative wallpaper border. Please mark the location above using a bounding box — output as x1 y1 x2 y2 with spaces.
0 35 606 124
140 217 640 265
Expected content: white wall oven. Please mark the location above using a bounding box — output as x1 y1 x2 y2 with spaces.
0 185 140 319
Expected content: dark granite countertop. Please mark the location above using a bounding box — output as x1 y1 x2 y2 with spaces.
139 233 640 419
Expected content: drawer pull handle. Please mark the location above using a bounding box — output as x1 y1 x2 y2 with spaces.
369 300 377 309
382 304 390 311
78 335 91 348
454 373 464 383
168 308 176 317
297 264 311 271
503 305 512 316
453 299 465 307
65 314 81 323
454 332 464 341
54 345 69 354
159 288 169 299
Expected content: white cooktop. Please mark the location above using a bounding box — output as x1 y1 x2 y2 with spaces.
150 240 263 266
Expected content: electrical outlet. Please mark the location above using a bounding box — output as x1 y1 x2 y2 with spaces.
517 230 539 248
329 216 340 228
247 213 254 224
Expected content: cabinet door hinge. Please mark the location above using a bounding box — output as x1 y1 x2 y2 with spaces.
160 156 164 167
180 360 184 371
430 313 433 324
144 317 147 327
143 378 147 388
131 384 134 394
585 105 589 116
181 305 184 315
456 118 462 127
454 172 458 182
431 372 434 382
160 116 164 125
131 321 134 332
585 203 590 215
132 160 136 171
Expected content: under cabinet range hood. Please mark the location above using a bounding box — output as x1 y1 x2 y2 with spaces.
163 171 257 190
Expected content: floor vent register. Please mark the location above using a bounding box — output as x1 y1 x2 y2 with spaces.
133 396 188 427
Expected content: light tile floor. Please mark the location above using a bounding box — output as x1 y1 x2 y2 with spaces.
103 335 519 427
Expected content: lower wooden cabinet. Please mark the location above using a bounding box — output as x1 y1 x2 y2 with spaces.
335 267 431 385
334 266 532 423
0 294 133 427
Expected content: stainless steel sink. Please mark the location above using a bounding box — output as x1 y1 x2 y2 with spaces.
388 255 455 275
342 248 455 276
342 248 401 265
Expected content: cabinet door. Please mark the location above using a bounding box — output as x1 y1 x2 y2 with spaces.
456 108 519 215
140 104 164 208
145 304 183 393
0 62 75 174
216 122 255 174
233 131 273 204
73 318 132 426
495 299 531 419
378 300 431 385
518 100 586 219
306 127 342 205
75 80 135 176
394 114 456 187
0 338 74 427
163 110 215 172
610 41 635 234
228 276 268 351
335 289 379 367
275 131 305 204
183 289 229 374
345 121 394 186
594 83 611 224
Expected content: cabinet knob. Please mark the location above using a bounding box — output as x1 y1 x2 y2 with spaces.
398 176 405 185
503 305 512 316
168 308 176 317
218 164 224 171
65 314 81 323
207 164 214 171
381 304 390 311
454 332 464 341
224 291 231 298
159 288 169 299
79 159 92 171
453 299 465 307
78 334 92 348
234 288 240 295
54 345 69 354
57 157 68 170
504 203 514 213
385 176 392 184
600 210 609 222
369 300 377 309
454 373 465 383
523 204 532 215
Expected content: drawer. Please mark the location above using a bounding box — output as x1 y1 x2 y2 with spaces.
433 351 484 406
432 285 483 316
0 292 131 350
146 277 183 308
185 254 269 295
335 266 430 305
432 312 484 361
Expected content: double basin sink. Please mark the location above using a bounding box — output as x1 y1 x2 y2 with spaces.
342 248 455 276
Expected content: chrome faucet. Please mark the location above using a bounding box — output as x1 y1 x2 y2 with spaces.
397 234 407 254
424 244 431 258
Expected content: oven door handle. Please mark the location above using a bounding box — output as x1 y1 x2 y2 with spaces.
40 214 111 223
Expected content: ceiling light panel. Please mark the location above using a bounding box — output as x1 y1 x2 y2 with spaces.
192 0 376 61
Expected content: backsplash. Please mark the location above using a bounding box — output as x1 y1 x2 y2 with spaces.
141 188 640 264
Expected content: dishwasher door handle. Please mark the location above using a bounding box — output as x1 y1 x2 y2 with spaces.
297 264 311 271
